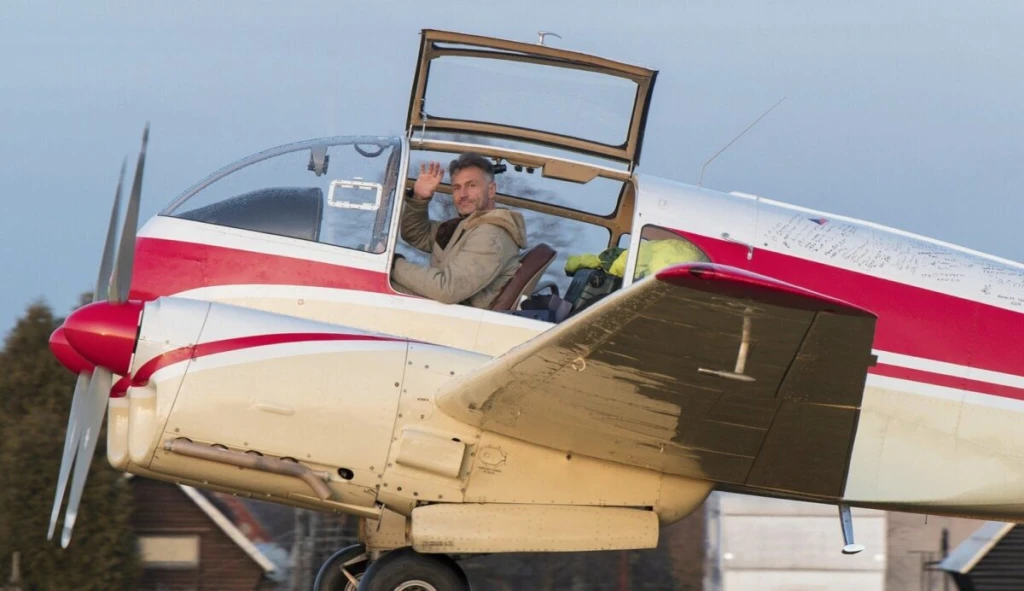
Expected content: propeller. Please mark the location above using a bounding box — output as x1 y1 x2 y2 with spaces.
47 123 149 548
110 124 146 304
46 373 90 540
46 158 124 541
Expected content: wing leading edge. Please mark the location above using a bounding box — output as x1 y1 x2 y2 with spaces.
438 264 877 499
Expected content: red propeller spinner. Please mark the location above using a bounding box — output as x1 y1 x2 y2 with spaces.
48 327 94 375
59 301 143 376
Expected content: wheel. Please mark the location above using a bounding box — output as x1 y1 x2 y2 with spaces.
314 543 370 591
357 547 470 591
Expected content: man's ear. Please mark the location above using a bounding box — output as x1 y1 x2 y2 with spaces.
487 180 497 204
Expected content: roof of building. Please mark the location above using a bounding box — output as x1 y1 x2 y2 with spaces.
177 485 277 574
205 491 296 550
938 521 1016 574
125 474 278 575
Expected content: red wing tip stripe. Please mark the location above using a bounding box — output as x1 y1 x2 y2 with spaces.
870 363 1024 401
656 263 874 317
130 332 405 388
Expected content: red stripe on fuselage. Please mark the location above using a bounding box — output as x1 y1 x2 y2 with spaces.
870 363 1024 400
676 231 1023 379
129 332 405 389
129 229 1022 394
112 375 130 398
130 237 396 301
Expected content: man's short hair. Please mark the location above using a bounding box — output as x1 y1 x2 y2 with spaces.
449 153 494 184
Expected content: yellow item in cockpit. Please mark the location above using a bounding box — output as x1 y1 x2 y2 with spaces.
607 239 709 279
563 248 626 276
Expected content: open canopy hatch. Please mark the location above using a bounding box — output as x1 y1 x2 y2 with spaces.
406 29 658 169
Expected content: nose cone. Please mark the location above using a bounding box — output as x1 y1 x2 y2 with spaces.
62 301 144 376
49 327 95 374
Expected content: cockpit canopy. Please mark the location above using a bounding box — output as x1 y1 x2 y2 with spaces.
151 31 677 316
408 30 658 169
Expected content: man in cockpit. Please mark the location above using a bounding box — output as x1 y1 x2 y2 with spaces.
391 153 527 308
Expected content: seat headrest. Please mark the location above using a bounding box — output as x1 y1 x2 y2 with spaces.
489 243 557 311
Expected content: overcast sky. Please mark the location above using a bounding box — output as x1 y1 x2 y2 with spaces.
2 0 1022 336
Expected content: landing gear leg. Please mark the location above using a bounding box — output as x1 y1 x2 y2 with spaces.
357 547 470 591
838 504 865 555
314 543 370 591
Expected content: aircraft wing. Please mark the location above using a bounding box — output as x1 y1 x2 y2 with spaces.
437 263 877 499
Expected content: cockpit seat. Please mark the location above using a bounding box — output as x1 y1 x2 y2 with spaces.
489 243 557 312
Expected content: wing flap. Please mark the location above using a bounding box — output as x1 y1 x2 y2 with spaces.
438 263 877 499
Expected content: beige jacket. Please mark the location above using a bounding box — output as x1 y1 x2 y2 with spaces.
392 197 527 308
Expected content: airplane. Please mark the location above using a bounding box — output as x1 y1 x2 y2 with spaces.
45 29 1024 590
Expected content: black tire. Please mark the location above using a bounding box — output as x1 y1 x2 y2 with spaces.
314 543 370 591
357 547 469 591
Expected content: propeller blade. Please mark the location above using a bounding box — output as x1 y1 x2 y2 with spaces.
109 123 149 304
60 367 112 548
95 159 126 302
47 372 90 540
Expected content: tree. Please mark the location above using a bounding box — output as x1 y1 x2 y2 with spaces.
0 300 139 590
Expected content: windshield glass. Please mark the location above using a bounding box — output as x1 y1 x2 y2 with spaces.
163 136 404 254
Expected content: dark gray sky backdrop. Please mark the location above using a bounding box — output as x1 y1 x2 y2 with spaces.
3 1 1022 335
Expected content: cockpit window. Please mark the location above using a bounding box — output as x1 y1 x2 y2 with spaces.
407 30 657 167
162 136 403 255
426 57 638 151
632 225 710 281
